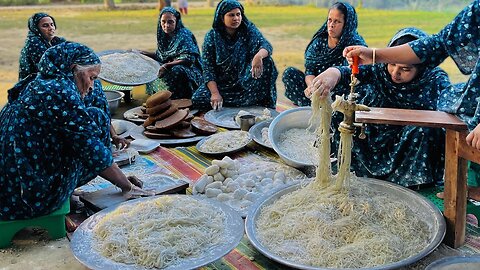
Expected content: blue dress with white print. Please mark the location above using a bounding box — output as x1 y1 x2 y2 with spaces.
333 28 452 187
0 42 112 220
409 0 480 131
145 7 203 98
192 0 278 110
282 2 366 106
18 13 66 80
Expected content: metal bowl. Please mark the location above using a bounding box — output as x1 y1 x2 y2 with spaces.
104 90 124 114
269 107 318 168
249 120 273 149
245 177 446 270
426 255 480 270
196 131 252 155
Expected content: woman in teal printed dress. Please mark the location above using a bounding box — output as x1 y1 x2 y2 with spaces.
192 0 278 110
0 42 151 220
306 27 452 187
282 2 366 106
143 7 202 99
342 0 480 199
18 12 66 80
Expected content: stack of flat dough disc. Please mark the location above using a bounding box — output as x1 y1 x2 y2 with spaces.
141 91 218 139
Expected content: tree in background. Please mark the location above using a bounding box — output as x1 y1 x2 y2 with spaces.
104 0 115 9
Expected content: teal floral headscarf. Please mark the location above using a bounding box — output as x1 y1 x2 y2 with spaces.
18 13 66 79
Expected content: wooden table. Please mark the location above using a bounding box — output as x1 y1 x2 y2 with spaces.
356 107 479 248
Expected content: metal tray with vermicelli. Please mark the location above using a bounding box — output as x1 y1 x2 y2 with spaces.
70 195 244 270
97 50 160 86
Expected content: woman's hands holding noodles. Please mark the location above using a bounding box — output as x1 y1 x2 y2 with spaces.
304 68 341 99
122 176 155 199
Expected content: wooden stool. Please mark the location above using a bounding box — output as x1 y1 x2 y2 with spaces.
356 108 479 248
0 199 70 248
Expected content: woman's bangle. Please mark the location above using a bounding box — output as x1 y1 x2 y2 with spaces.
161 64 168 71
372 48 376 65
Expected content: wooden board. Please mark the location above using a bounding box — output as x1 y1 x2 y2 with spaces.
355 108 467 131
80 179 189 212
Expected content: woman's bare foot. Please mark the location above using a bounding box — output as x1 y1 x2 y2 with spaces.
436 186 480 201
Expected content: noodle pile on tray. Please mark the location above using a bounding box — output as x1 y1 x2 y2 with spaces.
93 195 226 269
255 94 431 268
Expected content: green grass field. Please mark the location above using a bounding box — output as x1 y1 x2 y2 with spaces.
0 5 469 107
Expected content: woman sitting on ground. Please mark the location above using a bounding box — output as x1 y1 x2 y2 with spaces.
18 12 66 80
282 2 366 107
18 12 128 149
192 0 278 110
0 42 152 220
305 27 452 188
143 7 202 99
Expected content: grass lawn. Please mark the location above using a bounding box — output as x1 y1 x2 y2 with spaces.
0 4 469 107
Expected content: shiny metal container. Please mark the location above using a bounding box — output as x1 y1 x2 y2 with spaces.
245 178 446 270
104 89 124 114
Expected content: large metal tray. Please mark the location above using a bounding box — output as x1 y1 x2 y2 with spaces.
71 195 244 270
249 120 273 149
245 178 446 270
97 50 160 86
204 106 278 129
426 255 480 270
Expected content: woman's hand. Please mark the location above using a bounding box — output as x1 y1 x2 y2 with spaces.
211 92 223 111
122 176 155 199
343 46 373 66
112 135 130 150
251 54 264 79
158 64 168 78
466 124 480 150
304 68 341 99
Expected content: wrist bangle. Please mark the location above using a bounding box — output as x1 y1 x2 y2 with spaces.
372 48 376 65
161 64 168 71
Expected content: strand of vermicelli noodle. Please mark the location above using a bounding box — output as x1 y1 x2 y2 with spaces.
255 94 430 268
308 92 333 188
93 196 226 269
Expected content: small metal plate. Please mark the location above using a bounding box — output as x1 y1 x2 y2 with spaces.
204 106 279 129
97 50 160 86
71 195 244 270
195 131 252 155
249 120 273 149
111 119 139 138
245 177 446 270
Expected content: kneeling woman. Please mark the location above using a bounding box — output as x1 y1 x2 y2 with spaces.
192 0 278 110
0 42 151 220
307 28 452 187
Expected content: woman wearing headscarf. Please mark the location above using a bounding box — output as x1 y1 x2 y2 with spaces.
192 0 278 110
143 7 202 99
18 12 66 80
342 0 480 199
282 2 366 106
0 42 151 220
305 27 452 188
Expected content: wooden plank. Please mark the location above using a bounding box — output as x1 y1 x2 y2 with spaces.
355 108 468 131
80 180 189 212
443 130 467 248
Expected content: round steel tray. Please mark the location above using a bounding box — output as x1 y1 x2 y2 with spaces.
71 195 244 270
204 106 278 129
97 50 160 86
195 131 252 155
249 120 273 149
245 178 446 270
426 255 480 270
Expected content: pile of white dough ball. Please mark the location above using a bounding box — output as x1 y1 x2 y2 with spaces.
192 156 305 215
